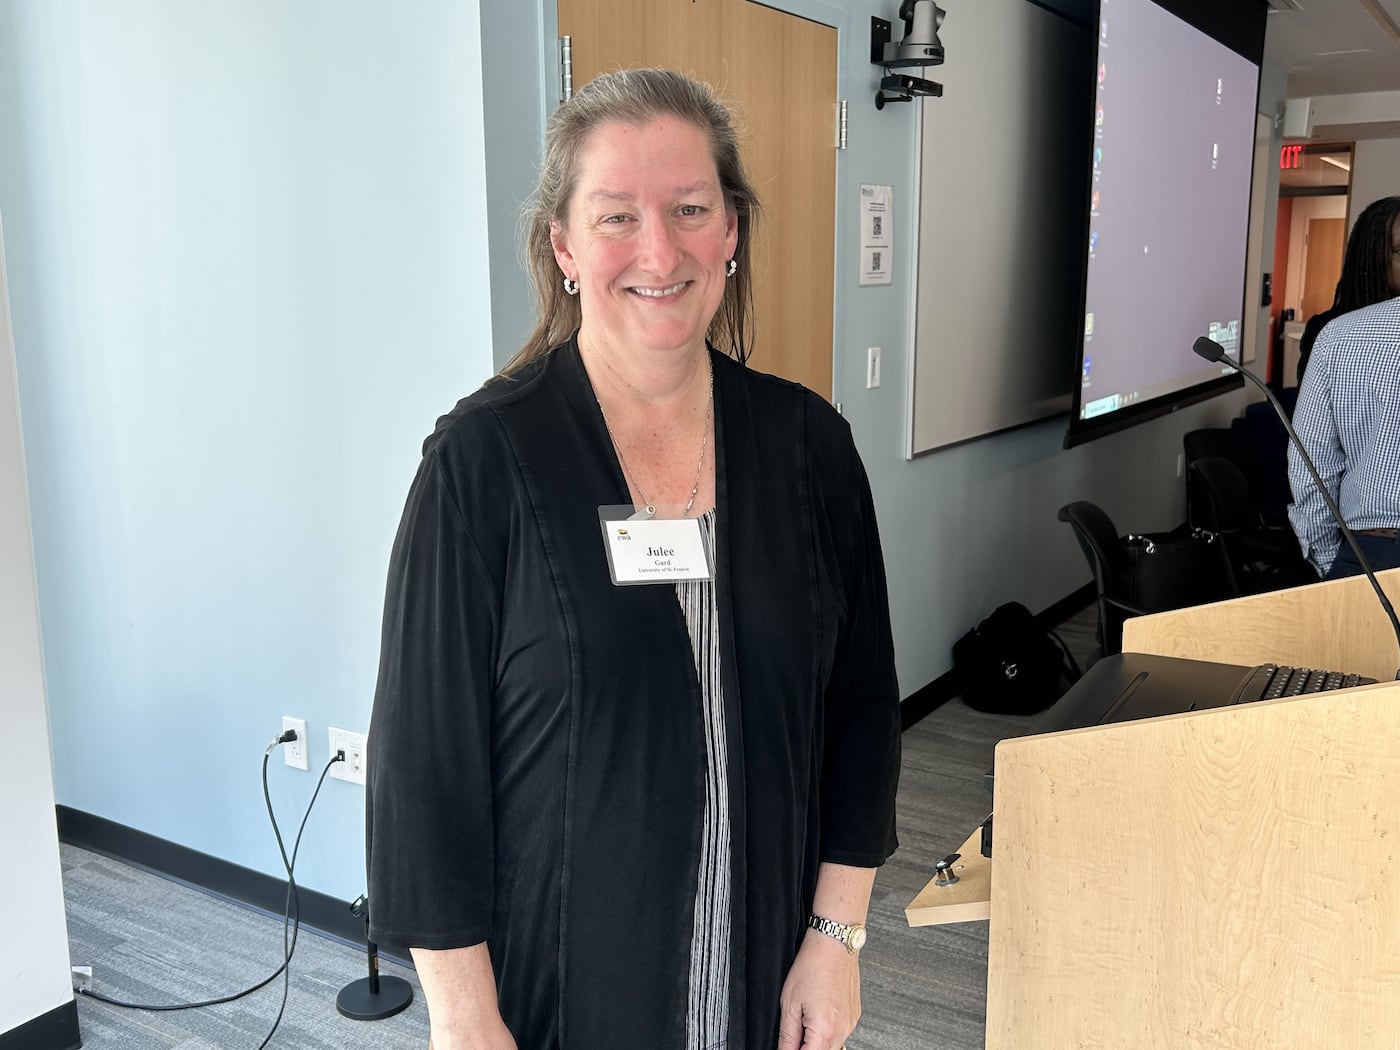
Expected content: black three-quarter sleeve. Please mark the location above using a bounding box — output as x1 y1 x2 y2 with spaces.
812 411 902 869
366 449 501 950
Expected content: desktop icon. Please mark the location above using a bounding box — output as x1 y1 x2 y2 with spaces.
1094 147 1103 168
1096 106 1104 128
1092 190 1100 212
1085 312 1094 336
1090 231 1099 252
1098 63 1107 85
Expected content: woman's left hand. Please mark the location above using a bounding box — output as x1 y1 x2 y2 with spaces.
775 930 861 1050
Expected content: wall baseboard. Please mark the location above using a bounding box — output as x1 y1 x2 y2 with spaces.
54 807 401 961
0 1001 80 1050
54 584 1094 967
900 582 1095 730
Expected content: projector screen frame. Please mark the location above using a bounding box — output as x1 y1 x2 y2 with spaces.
1063 0 1267 450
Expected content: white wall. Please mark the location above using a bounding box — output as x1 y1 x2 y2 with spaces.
1349 137 1400 229
0 0 494 902
0 218 73 1034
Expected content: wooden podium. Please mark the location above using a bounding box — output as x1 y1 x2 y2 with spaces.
909 568 1400 1048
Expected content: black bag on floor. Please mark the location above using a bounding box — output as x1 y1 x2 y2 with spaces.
952 602 1082 715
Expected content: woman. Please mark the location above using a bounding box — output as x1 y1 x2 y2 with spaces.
365 69 902 1050
1296 196 1400 384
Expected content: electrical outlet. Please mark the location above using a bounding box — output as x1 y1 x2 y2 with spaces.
281 716 308 771
866 347 882 389
1176 452 1185 478
328 726 368 786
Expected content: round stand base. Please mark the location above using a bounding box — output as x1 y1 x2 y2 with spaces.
336 975 414 1021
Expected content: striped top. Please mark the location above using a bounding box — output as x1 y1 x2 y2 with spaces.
676 509 731 1049
1289 295 1400 574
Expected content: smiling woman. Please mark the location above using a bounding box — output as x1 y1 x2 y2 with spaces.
552 116 737 517
365 69 903 1050
552 118 737 363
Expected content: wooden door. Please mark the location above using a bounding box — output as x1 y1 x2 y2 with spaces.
1301 216 1345 320
556 0 838 399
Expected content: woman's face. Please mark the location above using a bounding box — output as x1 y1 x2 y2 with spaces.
550 117 738 361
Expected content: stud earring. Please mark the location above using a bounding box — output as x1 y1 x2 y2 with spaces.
563 277 579 296
726 259 737 278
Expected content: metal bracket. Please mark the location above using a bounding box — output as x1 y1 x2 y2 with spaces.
933 852 962 887
559 36 573 102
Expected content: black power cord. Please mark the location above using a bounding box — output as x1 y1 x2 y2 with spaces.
75 731 343 1049
254 746 340 1049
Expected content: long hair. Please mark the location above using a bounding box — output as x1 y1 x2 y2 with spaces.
1334 196 1400 311
501 69 761 377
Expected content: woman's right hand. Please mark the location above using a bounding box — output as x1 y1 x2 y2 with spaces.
412 944 517 1050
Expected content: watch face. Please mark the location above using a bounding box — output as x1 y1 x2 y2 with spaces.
849 925 867 951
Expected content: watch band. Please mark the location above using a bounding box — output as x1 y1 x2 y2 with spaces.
806 913 868 954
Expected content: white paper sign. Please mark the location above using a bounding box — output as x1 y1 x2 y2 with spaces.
860 183 892 247
859 184 894 286
860 246 893 286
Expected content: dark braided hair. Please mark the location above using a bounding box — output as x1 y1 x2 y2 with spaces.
1333 196 1400 310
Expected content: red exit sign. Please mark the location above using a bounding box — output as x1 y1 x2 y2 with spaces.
1280 144 1304 170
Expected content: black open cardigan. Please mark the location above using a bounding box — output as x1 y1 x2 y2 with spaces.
366 336 901 1047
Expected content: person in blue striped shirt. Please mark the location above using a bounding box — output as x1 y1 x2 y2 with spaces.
1288 196 1400 579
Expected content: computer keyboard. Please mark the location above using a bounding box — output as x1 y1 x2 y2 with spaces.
1232 663 1374 704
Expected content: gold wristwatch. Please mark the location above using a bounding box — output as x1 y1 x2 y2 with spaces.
806 913 867 954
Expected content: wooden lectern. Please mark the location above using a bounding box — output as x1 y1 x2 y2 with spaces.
909 568 1400 1048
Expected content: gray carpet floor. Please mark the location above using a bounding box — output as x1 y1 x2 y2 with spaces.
62 606 1099 1049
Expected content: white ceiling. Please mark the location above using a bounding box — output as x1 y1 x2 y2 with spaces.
1264 0 1400 98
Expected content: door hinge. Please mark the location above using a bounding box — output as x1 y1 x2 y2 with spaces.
837 100 848 149
559 36 574 102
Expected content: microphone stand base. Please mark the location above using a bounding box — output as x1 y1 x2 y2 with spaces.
335 975 414 1021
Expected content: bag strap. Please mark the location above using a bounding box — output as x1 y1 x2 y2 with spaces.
1046 627 1082 683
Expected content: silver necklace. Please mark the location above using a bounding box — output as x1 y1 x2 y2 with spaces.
598 356 714 519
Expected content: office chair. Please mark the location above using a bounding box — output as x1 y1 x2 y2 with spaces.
1231 398 1296 527
1183 427 1249 530
1183 420 1292 531
1057 501 1151 661
1058 500 1236 662
1186 456 1318 594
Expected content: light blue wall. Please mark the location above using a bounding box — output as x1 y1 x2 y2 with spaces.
0 0 1277 903
0 0 494 900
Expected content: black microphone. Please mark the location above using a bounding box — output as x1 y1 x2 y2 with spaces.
1192 336 1400 678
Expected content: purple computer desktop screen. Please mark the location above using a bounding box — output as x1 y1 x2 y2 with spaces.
1077 0 1259 422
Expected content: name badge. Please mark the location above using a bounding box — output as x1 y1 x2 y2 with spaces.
598 505 713 585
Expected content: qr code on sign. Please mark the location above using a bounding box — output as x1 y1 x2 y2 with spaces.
871 251 883 271
872 216 883 238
